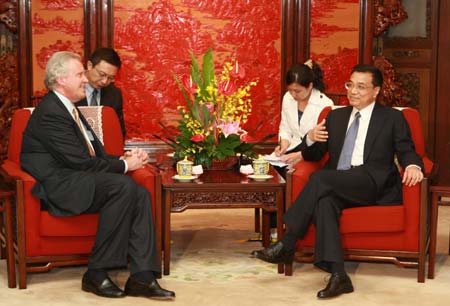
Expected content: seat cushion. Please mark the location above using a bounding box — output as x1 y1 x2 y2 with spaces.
340 204 404 233
40 212 99 237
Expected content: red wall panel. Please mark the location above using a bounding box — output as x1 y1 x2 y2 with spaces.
113 0 281 141
310 0 359 100
31 0 84 96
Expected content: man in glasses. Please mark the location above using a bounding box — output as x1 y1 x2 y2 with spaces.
78 47 126 137
252 64 424 298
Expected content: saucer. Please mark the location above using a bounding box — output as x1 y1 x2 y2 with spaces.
172 175 196 182
248 174 273 181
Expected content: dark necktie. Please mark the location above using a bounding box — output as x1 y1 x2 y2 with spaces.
72 108 96 157
337 112 361 170
91 89 98 106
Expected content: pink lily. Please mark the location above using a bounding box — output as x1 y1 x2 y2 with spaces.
218 120 240 138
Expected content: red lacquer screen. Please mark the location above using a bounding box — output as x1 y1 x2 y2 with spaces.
310 0 360 104
113 0 282 141
31 0 84 96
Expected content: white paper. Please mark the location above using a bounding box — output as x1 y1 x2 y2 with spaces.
263 152 288 167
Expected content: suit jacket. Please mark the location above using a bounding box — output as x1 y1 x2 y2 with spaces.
299 103 423 204
77 84 126 136
20 91 125 216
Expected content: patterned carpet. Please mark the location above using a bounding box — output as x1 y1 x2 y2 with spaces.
2 208 450 306
167 227 277 283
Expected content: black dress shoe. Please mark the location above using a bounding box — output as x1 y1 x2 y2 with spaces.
317 272 354 299
81 272 125 298
124 278 175 300
251 241 295 264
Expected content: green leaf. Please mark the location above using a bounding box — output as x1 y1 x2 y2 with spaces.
200 104 211 130
173 73 195 115
189 51 203 89
202 48 215 89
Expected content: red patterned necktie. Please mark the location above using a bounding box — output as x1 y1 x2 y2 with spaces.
72 108 96 157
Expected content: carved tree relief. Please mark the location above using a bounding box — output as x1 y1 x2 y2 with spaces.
373 0 410 107
373 55 409 107
374 0 408 36
0 0 19 161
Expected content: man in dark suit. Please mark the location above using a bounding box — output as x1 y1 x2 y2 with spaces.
252 64 424 298
77 47 126 137
20 51 175 300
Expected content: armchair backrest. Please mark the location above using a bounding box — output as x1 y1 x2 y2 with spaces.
7 108 32 165
7 106 124 165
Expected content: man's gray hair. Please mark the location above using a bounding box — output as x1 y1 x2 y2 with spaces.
44 51 82 90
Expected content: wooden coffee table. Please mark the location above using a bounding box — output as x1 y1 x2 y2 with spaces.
161 167 285 275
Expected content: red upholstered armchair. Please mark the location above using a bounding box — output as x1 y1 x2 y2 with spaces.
284 106 435 282
0 106 162 289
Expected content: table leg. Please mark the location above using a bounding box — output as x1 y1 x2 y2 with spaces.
262 210 270 247
276 189 285 274
163 191 172 275
254 208 261 233
428 192 439 279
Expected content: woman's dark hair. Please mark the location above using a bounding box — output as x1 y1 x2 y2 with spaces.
351 64 383 88
286 61 326 92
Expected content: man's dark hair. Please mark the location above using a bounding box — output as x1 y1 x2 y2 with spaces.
351 64 383 88
89 47 122 69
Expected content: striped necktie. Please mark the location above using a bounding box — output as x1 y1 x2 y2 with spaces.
337 112 360 170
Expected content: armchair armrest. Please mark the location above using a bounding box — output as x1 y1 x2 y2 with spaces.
127 164 161 220
285 159 325 210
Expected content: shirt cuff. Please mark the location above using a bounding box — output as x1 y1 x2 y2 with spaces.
306 134 314 146
123 159 128 173
405 164 421 171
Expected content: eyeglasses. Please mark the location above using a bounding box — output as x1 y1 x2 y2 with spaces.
344 81 373 93
94 67 115 82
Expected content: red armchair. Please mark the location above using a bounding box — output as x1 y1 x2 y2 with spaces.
285 106 435 282
0 106 161 289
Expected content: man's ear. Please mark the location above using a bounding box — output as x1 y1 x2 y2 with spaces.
55 75 65 87
374 86 381 99
87 61 93 70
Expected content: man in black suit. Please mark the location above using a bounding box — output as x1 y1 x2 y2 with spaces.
77 47 126 137
20 51 174 300
252 64 424 298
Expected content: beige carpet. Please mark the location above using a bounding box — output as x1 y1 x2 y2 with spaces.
1 207 450 306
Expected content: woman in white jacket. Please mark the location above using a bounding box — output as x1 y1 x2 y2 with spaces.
275 60 334 174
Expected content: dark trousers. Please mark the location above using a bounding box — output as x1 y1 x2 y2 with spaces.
283 167 378 265
85 173 160 274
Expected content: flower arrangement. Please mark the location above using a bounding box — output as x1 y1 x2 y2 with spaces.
171 49 260 168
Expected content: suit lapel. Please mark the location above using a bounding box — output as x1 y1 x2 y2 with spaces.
363 103 384 162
